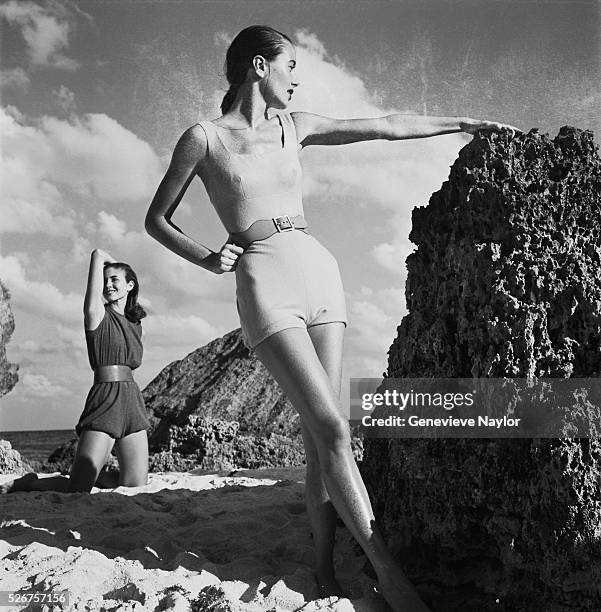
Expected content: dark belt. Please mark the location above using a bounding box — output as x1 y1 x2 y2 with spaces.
229 214 308 248
94 365 134 383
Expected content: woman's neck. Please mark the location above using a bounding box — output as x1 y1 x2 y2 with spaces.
107 299 126 315
226 83 269 129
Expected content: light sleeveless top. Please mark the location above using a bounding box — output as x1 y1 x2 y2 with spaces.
196 113 304 233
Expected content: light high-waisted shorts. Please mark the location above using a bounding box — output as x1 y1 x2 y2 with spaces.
235 230 347 348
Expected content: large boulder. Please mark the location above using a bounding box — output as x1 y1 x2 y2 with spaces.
0 280 18 398
361 127 601 610
143 328 306 470
0 280 29 475
0 440 32 475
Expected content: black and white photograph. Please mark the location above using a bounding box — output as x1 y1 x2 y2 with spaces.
1 1 600 610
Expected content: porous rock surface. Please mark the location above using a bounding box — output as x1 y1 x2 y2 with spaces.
0 280 18 398
361 127 601 611
0 280 30 474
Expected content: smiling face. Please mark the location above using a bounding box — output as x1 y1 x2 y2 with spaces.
103 266 134 304
262 42 298 109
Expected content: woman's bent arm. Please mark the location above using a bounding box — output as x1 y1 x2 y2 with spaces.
292 112 518 147
84 249 115 330
145 125 222 272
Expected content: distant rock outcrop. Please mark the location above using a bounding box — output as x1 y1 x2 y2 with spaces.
0 440 32 474
0 280 30 475
143 329 306 470
0 280 18 398
361 127 601 610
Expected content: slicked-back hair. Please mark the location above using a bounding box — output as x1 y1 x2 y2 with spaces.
221 25 292 114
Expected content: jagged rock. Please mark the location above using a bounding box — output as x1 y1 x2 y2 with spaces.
0 440 32 475
0 282 28 474
143 328 307 470
0 279 18 398
362 127 601 610
147 415 305 471
144 329 297 439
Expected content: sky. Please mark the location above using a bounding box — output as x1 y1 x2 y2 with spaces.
1 0 599 431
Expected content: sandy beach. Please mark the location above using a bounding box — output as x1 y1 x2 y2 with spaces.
0 468 386 611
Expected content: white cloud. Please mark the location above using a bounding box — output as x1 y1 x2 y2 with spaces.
70 235 92 263
0 107 76 235
344 286 406 378
143 313 221 349
15 323 84 359
291 29 384 118
19 373 70 397
98 211 127 242
0 106 163 237
0 254 81 324
372 242 409 274
0 67 30 89
53 84 76 113
0 1 79 70
39 113 163 202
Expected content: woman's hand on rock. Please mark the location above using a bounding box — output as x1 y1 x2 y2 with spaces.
461 119 520 136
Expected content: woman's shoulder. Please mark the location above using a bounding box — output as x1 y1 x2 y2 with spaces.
85 304 109 335
180 123 209 144
172 123 209 165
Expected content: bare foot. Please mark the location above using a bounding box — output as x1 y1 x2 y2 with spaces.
0 472 39 494
376 569 430 612
315 574 350 599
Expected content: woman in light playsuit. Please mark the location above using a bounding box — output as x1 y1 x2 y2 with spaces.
145 25 516 610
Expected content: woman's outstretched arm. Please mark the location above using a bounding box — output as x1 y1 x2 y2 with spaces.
291 112 518 147
84 249 115 331
145 126 241 274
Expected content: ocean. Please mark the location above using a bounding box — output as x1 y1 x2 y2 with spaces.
1 429 76 464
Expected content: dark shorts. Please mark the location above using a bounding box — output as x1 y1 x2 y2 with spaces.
76 381 150 439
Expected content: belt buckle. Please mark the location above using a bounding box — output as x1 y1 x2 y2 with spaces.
273 215 293 232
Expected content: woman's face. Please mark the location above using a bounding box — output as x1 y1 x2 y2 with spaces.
262 42 298 109
103 267 133 303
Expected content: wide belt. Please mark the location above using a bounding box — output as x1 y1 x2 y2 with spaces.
229 214 308 248
94 365 134 383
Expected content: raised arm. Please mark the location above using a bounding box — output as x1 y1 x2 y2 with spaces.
291 111 517 147
84 249 115 331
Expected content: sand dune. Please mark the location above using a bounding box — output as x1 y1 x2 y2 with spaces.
0 469 386 611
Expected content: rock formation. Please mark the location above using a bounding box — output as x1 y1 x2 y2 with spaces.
361 127 601 610
0 280 18 398
0 280 30 474
143 329 305 470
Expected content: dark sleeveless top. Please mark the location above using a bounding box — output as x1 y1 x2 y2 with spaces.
196 112 304 233
85 306 143 370
76 306 147 437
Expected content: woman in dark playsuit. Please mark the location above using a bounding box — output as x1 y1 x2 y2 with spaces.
145 25 516 610
3 249 149 493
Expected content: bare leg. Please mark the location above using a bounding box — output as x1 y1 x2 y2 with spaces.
1 431 114 493
94 465 120 489
114 429 148 487
303 323 346 596
254 327 429 612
